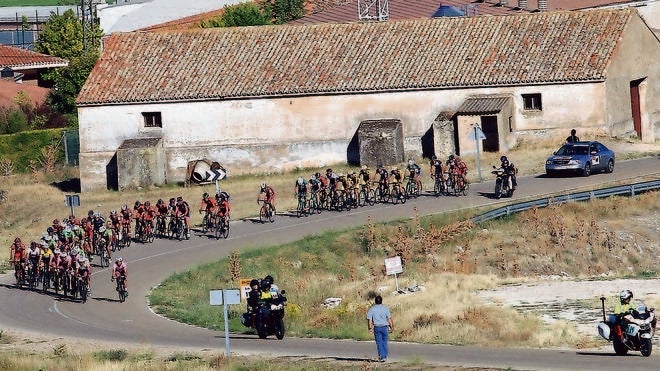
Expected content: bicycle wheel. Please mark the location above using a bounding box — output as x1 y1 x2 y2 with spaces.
259 205 267 223
214 218 222 240
101 250 109 268
401 187 408 204
221 221 230 239
268 206 275 223
462 182 469 196
392 187 400 205
175 220 183 241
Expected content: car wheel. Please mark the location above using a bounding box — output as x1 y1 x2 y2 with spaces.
605 159 614 173
582 163 591 177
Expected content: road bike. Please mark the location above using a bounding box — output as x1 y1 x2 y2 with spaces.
155 215 168 238
295 193 308 218
390 182 407 204
173 216 190 240
120 223 131 249
449 172 469 196
376 183 391 204
76 276 90 303
115 276 127 303
214 215 230 240
140 220 155 243
432 173 446 196
258 200 275 223
405 175 421 199
308 190 323 214
26 260 38 291
358 184 376 207
96 238 110 268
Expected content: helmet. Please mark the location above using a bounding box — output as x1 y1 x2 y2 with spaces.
52 219 59 225
203 192 209 199
361 165 367 170
169 198 176 203
54 249 61 255
110 210 117 216
47 227 54 234
260 183 266 190
88 210 94 217
157 198 163 204
432 155 437 160
250 279 260 287
99 226 106 233
449 155 455 161
176 196 183 202
144 201 151 207
44 235 52 241
408 159 415 166
297 177 304 185
264 274 274 283
116 257 123 263
95 211 101 218
261 278 272 289
620 290 633 303
326 168 332 173
500 156 508 163
314 172 320 178
134 201 141 208
121 204 128 211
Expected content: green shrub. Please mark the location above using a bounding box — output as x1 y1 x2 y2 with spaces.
94 349 128 362
0 129 64 171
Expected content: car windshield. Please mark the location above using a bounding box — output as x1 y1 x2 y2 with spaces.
556 145 589 155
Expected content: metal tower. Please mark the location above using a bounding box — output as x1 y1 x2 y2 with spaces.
80 0 102 52
357 0 390 22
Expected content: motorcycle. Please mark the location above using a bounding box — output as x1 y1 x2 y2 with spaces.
597 296 656 356
492 166 515 199
241 290 287 340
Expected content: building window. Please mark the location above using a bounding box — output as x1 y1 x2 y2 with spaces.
142 112 162 128
522 93 542 111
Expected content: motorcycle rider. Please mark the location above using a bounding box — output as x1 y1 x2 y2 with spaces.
499 156 518 190
245 279 261 328
614 289 637 342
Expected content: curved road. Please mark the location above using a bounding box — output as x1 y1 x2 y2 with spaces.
2 156 659 370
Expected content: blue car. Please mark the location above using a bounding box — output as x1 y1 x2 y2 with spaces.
545 141 615 177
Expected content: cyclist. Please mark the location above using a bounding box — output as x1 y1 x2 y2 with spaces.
258 183 276 212
9 237 27 283
99 225 113 259
347 171 359 203
336 173 348 198
294 177 308 210
447 154 468 186
26 241 42 282
155 199 169 233
76 256 92 290
133 201 145 237
406 158 422 193
141 201 157 234
175 196 191 238
430 155 445 183
359 165 372 190
216 192 231 226
199 192 218 230
375 164 389 197
108 210 121 232
390 166 404 198
325 168 338 194
119 204 133 239
111 257 128 297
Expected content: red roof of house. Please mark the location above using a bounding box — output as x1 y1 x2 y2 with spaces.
0 45 68 70
78 8 637 106
0 79 49 109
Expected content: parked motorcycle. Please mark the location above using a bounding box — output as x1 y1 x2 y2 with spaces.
242 290 287 340
597 296 656 356
491 166 515 199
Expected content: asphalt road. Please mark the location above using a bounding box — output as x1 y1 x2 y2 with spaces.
1 156 659 370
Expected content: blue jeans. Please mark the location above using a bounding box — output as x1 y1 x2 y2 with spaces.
374 326 389 359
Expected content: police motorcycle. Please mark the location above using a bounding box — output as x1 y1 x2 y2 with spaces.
241 277 287 340
597 296 656 356
491 165 515 199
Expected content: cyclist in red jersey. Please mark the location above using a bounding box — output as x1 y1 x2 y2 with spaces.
216 192 231 225
119 204 132 238
111 257 128 297
258 183 276 211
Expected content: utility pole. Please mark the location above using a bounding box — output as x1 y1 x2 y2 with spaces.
80 0 101 52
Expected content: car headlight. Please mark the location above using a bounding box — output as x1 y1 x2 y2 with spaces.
545 160 552 165
568 159 582 165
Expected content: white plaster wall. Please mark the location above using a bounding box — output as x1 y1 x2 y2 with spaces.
78 82 607 191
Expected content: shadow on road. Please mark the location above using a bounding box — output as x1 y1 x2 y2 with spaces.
575 351 626 357
93 296 122 303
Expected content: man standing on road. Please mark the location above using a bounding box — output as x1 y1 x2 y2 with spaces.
566 129 580 143
366 295 393 362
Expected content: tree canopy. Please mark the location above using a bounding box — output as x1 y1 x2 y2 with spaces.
202 2 272 28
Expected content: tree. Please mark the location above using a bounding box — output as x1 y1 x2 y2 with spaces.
260 0 306 25
202 3 271 28
35 9 102 115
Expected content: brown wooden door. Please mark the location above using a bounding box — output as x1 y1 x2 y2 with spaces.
630 79 642 139
481 116 499 152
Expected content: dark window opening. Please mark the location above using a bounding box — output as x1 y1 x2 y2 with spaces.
522 93 542 111
142 112 162 128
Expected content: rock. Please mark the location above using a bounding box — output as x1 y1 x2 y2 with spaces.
322 297 342 309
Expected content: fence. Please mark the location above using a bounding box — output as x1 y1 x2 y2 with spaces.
471 180 660 224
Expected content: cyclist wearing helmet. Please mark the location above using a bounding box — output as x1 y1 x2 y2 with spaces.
216 192 231 225
430 155 445 182
294 176 308 200
76 256 92 288
375 164 389 196
406 159 422 193
499 155 518 190
120 204 133 238
258 183 276 212
133 201 145 237
447 154 468 186
175 196 191 237
359 165 373 190
199 192 218 230
10 237 27 283
111 257 128 297
141 201 157 231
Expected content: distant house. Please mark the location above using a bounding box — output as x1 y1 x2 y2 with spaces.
76 8 659 191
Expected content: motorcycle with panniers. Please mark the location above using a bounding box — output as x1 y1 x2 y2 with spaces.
241 290 287 340
597 296 656 356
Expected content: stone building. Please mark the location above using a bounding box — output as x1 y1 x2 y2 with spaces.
76 8 660 191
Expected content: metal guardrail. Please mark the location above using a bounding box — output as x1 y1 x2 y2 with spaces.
471 180 660 224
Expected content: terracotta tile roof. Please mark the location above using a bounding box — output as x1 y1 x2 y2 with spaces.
0 45 68 70
0 80 49 109
77 8 634 106
456 95 511 114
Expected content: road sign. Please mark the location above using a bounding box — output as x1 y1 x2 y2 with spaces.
468 124 486 141
65 195 80 207
385 256 403 275
205 168 226 182
209 288 241 358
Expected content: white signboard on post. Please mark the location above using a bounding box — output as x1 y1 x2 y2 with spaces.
209 289 242 357
385 256 403 275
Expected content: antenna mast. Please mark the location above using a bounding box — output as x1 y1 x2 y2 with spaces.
357 0 390 21
80 0 101 52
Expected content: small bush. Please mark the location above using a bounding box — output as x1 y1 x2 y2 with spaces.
94 348 128 362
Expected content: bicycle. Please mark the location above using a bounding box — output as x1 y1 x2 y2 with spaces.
295 193 308 218
258 200 275 223
115 275 127 303
140 220 155 243
376 182 391 203
329 188 344 211
214 214 230 240
77 276 89 303
358 184 376 207
174 215 190 240
450 172 469 196
201 210 215 233
41 264 52 293
405 176 421 199
308 190 323 214
432 173 446 196
155 215 167 238
26 261 38 291
120 223 131 249
13 260 25 288
390 182 407 204
97 238 110 268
